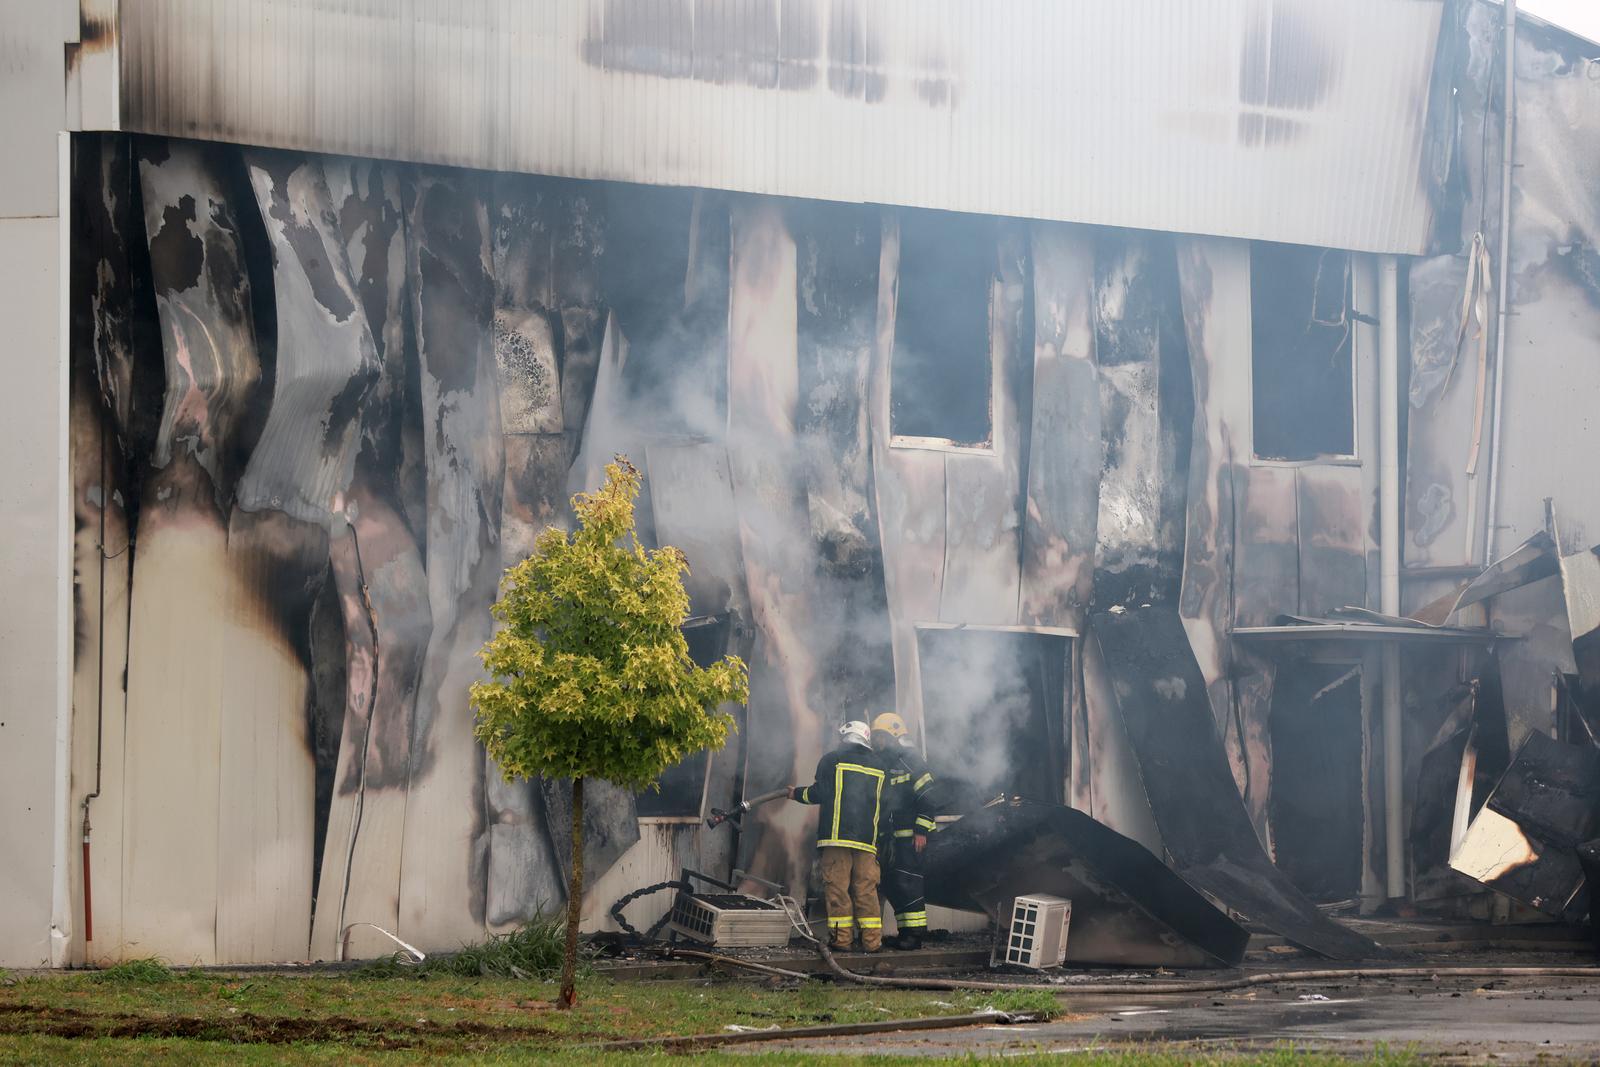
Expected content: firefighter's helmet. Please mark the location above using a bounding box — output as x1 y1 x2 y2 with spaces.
870 711 908 738
839 720 872 747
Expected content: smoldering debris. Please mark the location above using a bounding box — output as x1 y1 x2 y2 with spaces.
1450 732 1599 922
924 799 1249 968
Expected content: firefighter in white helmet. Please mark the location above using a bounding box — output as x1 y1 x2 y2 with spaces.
788 719 889 952
870 711 942 951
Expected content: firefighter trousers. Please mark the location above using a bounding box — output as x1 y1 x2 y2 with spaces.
881 837 927 931
819 846 882 950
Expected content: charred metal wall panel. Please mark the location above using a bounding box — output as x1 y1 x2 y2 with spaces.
1174 235 1383 848
1020 223 1098 628
1406 5 1600 573
1490 21 1600 557
58 70 1592 960
117 0 1446 255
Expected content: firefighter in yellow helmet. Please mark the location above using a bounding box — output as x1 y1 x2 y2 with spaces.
788 720 890 952
870 711 942 951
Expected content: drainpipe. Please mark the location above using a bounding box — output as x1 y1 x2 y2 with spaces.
1379 255 1404 902
1482 0 1517 563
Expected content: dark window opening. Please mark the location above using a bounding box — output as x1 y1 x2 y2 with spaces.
1268 663 1363 902
1558 673 1600 749
915 628 1068 811
635 616 734 818
891 209 995 447
1250 243 1354 461
601 183 729 437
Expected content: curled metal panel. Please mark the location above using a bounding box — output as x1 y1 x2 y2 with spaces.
123 140 269 965
1087 232 1191 613
396 170 503 949
310 159 434 961
240 152 380 523
1019 223 1098 629
1090 606 1383 960
925 800 1248 968
1173 237 1257 805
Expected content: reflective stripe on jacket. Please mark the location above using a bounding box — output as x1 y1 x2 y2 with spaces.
881 742 943 840
796 743 887 853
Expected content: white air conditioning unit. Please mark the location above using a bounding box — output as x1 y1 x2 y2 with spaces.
667 891 793 948
994 894 1071 970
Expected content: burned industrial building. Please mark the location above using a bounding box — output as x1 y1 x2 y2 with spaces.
3 0 1599 970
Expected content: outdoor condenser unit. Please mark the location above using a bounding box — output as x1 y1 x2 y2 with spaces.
993 894 1071 970
667 891 793 948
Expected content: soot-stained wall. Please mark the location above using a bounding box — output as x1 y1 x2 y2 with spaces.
68 132 1382 964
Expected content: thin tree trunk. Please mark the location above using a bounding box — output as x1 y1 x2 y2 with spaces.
558 775 584 1009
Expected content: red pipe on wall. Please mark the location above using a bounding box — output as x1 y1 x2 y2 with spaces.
82 824 94 946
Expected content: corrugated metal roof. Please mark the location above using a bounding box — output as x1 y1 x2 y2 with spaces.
116 0 1446 253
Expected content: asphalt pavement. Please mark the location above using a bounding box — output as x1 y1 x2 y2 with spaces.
741 969 1600 1062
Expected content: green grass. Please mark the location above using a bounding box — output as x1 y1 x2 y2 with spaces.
355 913 580 980
89 959 174 984
0 1035 1431 1066
0 966 1435 1065
978 987 1063 1019
0 968 1018 1056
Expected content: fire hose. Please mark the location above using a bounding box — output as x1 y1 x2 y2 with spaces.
651 786 1600 994
646 939 1600 996
608 879 696 940
705 787 791 829
813 940 1600 995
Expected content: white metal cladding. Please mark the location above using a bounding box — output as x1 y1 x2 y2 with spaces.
116 0 1446 254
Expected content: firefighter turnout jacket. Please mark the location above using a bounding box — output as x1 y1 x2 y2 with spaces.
796 742 888 853
882 741 941 842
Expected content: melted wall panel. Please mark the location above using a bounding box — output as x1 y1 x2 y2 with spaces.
726 199 823 895
1174 237 1253 798
793 202 880 574
312 159 433 961
1020 223 1097 628
1490 23 1600 558
1077 626 1162 853
396 171 503 948
122 140 264 964
1405 253 1490 569
1089 231 1191 611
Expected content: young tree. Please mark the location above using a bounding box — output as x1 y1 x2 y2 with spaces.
471 457 748 1008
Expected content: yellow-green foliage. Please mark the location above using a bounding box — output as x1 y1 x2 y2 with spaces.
472 458 749 790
